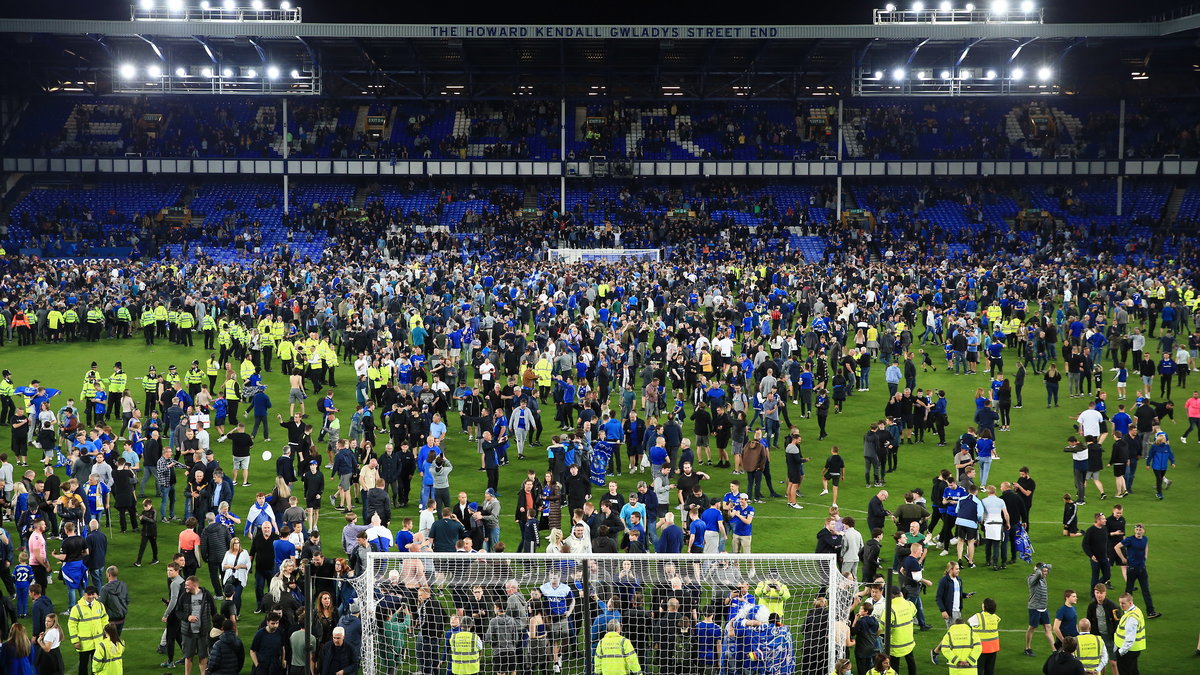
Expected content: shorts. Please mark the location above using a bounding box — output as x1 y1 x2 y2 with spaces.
307 496 322 509
181 632 210 659
785 454 804 483
696 434 710 447
1028 609 1051 627
215 416 227 426
955 525 977 541
233 456 250 471
967 352 979 362
824 473 841 486
1099 421 1109 434
703 530 720 554
338 474 353 491
732 441 744 456
549 619 571 638
1085 470 1101 481
289 388 306 404
731 534 753 554
492 649 517 673
1112 464 1126 477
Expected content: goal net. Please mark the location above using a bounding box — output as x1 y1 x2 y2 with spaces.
547 247 661 263
351 552 852 675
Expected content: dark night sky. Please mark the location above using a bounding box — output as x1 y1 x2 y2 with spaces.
2 0 1195 24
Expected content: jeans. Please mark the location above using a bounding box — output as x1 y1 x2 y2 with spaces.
1046 383 1059 406
1184 416 1200 440
158 484 175 520
1125 462 1138 492
747 470 764 500
486 526 501 552
977 457 993 486
864 456 882 484
905 590 929 628
1125 565 1155 613
764 418 780 447
67 586 80 608
888 382 899 396
254 569 272 606
420 484 435 507
1090 557 1112 590
953 351 966 374
860 366 871 389
251 415 269 439
139 466 154 497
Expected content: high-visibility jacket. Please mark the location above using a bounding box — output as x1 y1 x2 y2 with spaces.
0 378 15 398
272 320 285 340
185 369 204 386
218 330 232 347
594 632 641 675
92 635 125 675
1077 633 1106 672
202 315 216 331
322 342 338 367
178 312 195 329
937 623 981 671
141 310 155 327
48 310 64 329
64 309 79 324
1116 606 1146 652
967 611 1001 654
67 597 109 652
448 630 482 675
223 378 240 399
167 310 179 326
535 358 553 387
117 306 131 323
260 330 276 348
240 359 256 382
277 340 294 361
887 597 917 657
86 308 104 324
206 359 221 377
108 371 127 394
154 305 168 321
10 311 27 328
143 376 159 393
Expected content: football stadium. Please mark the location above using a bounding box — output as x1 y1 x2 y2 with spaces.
0 1 1197 673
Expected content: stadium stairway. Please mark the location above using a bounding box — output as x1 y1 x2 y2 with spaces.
1165 185 1186 222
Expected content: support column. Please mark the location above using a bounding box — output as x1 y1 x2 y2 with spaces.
836 100 844 219
282 98 290 215
1116 99 1125 217
560 98 567 214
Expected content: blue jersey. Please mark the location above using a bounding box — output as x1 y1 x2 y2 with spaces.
13 564 33 587
695 620 722 663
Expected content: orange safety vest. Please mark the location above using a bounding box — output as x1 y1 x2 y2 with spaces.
12 312 29 328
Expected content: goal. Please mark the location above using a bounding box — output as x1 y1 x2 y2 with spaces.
350 552 851 675
547 247 661 263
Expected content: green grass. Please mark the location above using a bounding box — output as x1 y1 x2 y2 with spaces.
1 335 1196 674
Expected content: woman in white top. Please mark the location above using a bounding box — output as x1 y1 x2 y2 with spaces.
36 612 65 675
220 537 251 613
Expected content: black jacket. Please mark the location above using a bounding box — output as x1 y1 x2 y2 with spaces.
207 630 246 675
1041 650 1085 675
200 522 233 564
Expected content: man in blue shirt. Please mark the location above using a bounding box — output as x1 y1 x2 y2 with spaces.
656 512 684 553
1114 523 1160 618
700 501 726 554
687 505 707 553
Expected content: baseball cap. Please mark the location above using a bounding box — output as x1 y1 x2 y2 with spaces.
1035 562 1052 570
738 493 749 500
486 488 497 497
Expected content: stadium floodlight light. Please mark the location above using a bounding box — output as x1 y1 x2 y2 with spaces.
1011 67 1025 80
1020 0 1034 12
139 0 155 10
221 67 233 78
223 0 236 9
912 2 924 11
884 3 896 10
939 1 951 11
873 70 884 79
985 69 997 79
280 1 291 7
940 70 951 79
1037 66 1051 81
201 66 214 78
960 68 972 79
148 64 162 78
252 0 264 9
167 0 184 10
290 68 301 79
991 0 1008 12
200 0 210 8
175 66 187 77
266 65 281 79
118 63 137 79
917 70 929 80
892 67 906 80
246 68 258 78
965 3 975 10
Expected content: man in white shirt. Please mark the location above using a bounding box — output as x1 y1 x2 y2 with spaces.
1075 402 1104 440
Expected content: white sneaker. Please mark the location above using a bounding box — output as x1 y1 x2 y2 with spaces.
950 537 959 545
820 489 829 495
940 549 950 556
788 503 805 510
1182 437 1188 444
1164 478 1172 490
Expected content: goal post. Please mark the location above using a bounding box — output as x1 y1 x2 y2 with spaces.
546 248 661 263
351 552 850 675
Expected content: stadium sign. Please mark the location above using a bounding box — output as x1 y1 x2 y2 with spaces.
426 25 782 39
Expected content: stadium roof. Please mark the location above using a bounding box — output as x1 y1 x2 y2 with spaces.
0 2 1197 99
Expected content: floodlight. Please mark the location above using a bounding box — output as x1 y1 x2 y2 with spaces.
960 69 972 79
223 0 236 9
1020 0 1034 12
280 1 291 8
939 1 951 11
290 68 301 79
917 70 929 80
873 70 884 79
266 65 281 79
148 64 162 78
175 66 187 77
912 2 925 11
985 69 997 80
252 0 265 9
991 0 1008 12
167 0 184 10
201 66 214 78
940 70 951 79
200 1 210 8
139 0 155 10
1011 67 1025 80
222 67 233 78
119 63 137 79
1037 66 1051 81
892 68 906 80
965 3 975 10
885 3 896 10
246 68 258 77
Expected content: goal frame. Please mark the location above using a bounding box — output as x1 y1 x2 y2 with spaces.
353 552 843 675
546 247 662 263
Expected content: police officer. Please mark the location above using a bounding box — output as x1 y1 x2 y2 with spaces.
63 304 79 341
142 365 160 416
185 361 205 401
116 302 132 338
108 362 128 422
201 313 216 350
141 305 157 345
205 354 221 391
0 369 16 425
594 619 642 675
177 308 195 346
86 304 104 342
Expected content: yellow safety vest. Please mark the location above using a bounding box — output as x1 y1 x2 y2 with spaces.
278 340 294 361
968 612 1001 654
448 630 481 675
185 369 204 386
240 360 256 381
937 623 981 670
178 312 195 329
1115 607 1146 652
143 376 159 393
67 598 109 652
92 636 126 675
535 359 552 386
48 310 64 328
154 305 168 321
202 315 216 331
224 378 240 398
108 371 127 393
64 309 79 324
206 359 221 377
594 632 641 675
1076 633 1105 672
0 379 14 398
87 308 104 324
141 310 155 327
888 597 917 657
